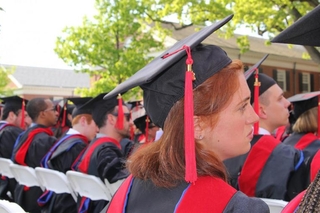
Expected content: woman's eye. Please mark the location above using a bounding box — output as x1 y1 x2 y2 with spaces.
240 103 247 112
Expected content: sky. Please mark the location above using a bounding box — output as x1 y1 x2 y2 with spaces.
0 0 96 69
0 0 262 70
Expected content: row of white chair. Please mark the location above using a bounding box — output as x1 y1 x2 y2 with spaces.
0 158 288 213
0 158 124 203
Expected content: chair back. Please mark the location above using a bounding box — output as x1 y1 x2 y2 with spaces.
260 198 288 213
0 199 26 213
66 171 112 201
35 167 77 201
0 158 15 178
9 164 44 190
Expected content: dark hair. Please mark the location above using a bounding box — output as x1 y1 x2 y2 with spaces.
128 60 243 187
26 98 48 121
1 108 20 120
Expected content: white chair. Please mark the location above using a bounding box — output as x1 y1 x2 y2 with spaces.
0 158 15 178
66 171 112 201
35 167 77 201
260 198 288 213
104 178 125 195
0 199 26 213
9 164 44 191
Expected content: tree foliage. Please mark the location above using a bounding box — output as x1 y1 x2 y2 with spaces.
140 0 319 62
0 66 15 97
55 0 165 98
55 0 320 97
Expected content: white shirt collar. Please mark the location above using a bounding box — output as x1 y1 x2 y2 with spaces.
66 128 80 135
258 127 271 135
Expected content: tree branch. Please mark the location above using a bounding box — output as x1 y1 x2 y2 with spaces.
145 13 193 30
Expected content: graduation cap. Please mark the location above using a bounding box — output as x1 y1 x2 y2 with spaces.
244 55 271 134
1 96 28 129
288 91 320 136
104 14 234 184
134 114 157 143
272 5 320 46
127 100 143 111
244 54 269 80
134 114 156 133
68 97 92 118
84 93 125 129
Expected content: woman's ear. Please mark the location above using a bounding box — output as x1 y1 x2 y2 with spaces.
193 116 203 140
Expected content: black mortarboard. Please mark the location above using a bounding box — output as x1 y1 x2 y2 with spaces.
104 14 233 128
85 93 125 128
1 96 28 116
1 96 28 128
287 91 320 120
68 97 92 118
246 73 277 105
133 114 156 134
104 15 234 184
244 54 269 80
127 100 143 110
272 5 320 46
244 55 270 134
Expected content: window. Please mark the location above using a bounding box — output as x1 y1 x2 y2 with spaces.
301 73 311 92
276 70 287 92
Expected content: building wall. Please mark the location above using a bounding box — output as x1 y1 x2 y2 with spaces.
243 63 320 98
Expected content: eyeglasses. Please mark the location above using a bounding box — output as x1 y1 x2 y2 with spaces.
111 112 131 122
44 108 56 112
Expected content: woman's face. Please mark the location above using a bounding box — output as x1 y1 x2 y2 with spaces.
200 73 259 161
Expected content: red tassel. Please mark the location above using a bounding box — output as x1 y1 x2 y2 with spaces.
318 95 320 137
20 100 25 129
253 69 260 135
145 116 150 143
116 94 124 130
184 46 197 184
61 104 67 127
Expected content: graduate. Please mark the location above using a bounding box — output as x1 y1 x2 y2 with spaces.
73 93 130 213
133 114 159 144
283 92 320 157
38 97 98 213
0 96 28 201
103 14 269 213
224 71 304 201
11 98 58 213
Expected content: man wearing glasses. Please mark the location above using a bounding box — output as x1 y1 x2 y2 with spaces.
74 93 131 213
12 98 59 213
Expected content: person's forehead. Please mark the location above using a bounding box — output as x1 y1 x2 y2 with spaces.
45 99 54 106
267 84 283 99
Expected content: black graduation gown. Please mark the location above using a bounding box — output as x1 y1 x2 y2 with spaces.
224 134 303 201
120 138 135 159
11 124 57 213
105 175 270 213
74 136 129 213
39 133 89 213
0 123 23 201
283 132 320 158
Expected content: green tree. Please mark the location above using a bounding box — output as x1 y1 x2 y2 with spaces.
55 0 165 98
140 0 319 63
0 66 15 97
